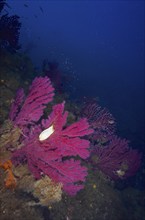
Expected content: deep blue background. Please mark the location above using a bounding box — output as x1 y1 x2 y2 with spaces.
7 0 144 149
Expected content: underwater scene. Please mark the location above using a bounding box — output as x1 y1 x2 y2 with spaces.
0 1 144 220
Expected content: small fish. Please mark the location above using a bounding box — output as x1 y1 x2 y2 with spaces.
108 120 115 125
116 169 125 178
24 4 28 8
39 6 43 13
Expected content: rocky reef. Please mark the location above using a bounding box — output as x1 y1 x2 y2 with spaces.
0 50 145 220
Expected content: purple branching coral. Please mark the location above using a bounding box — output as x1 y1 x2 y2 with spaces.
12 102 94 195
91 135 142 180
82 99 142 180
82 99 116 143
9 76 93 195
9 76 54 131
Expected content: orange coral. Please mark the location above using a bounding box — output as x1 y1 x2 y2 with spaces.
0 160 16 189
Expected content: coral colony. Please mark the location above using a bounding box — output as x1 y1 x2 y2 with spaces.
82 100 142 180
90 136 142 180
9 76 94 195
1 75 142 196
82 99 116 142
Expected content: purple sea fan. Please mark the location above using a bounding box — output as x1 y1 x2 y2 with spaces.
82 100 116 143
12 102 94 195
91 135 142 180
9 76 54 130
9 88 25 122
